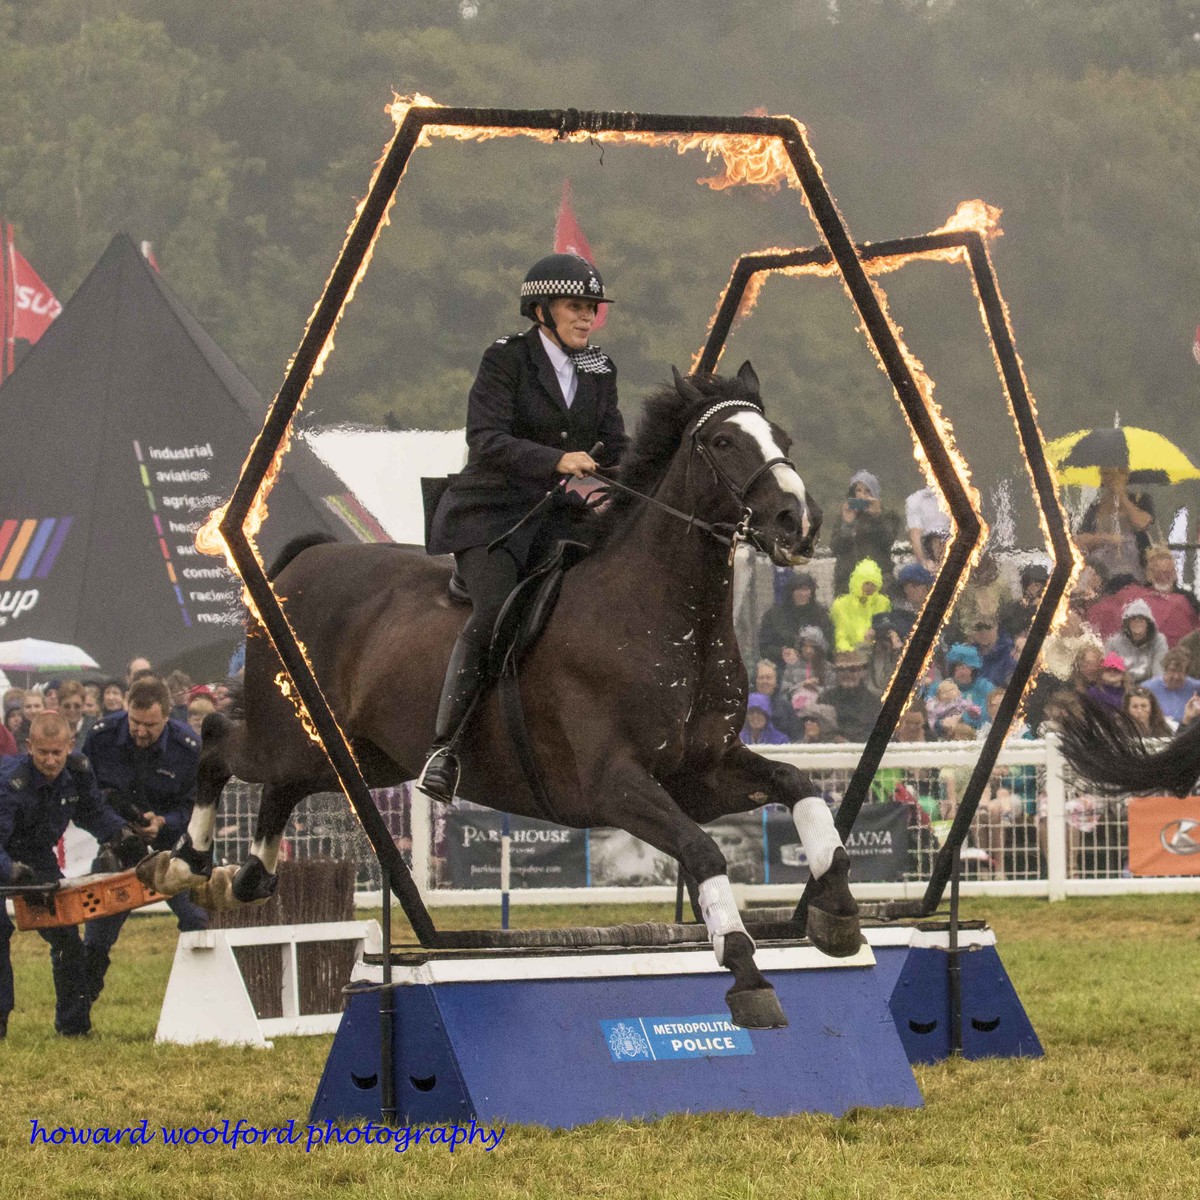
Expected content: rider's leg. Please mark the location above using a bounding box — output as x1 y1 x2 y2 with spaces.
417 545 517 802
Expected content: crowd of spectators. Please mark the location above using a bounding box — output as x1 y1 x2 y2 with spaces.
740 468 1200 748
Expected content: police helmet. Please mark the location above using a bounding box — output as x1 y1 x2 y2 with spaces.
519 253 613 322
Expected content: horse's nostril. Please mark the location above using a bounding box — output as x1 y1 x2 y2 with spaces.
777 510 801 537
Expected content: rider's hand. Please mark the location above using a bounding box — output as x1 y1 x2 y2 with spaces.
138 813 166 842
556 450 597 478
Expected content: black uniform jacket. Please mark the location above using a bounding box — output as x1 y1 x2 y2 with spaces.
0 753 125 882
428 327 627 555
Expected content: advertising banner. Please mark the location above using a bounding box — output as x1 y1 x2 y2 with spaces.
1128 795 1200 876
765 801 910 884
442 803 587 889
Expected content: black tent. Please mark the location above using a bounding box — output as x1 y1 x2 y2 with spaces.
0 234 386 680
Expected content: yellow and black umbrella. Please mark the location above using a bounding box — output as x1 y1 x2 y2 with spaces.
1046 426 1200 487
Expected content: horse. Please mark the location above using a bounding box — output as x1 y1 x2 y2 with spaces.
138 361 863 1029
1056 693 1200 797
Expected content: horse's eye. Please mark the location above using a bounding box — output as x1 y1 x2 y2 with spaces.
712 435 732 450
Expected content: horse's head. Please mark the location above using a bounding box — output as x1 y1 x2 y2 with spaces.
674 362 822 565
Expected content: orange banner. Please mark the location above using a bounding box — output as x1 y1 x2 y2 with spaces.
1128 796 1200 876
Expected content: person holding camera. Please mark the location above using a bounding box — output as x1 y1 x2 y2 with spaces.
830 470 900 596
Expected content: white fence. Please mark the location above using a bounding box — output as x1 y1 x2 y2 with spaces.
206 734 1200 908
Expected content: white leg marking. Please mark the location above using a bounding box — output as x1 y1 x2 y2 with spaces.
188 806 215 853
792 796 842 879
250 835 282 875
697 874 752 966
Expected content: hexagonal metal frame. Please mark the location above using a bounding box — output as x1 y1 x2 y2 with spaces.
217 105 982 945
697 230 1076 912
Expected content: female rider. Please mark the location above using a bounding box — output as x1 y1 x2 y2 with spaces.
418 253 628 802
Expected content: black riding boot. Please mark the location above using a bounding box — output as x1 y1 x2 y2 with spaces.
417 633 489 802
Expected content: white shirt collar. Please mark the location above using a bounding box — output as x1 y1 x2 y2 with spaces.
538 329 577 405
538 329 572 374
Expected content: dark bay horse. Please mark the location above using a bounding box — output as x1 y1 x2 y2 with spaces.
139 362 862 1028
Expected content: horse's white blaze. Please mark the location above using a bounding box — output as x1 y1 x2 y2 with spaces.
728 411 809 533
697 874 752 966
792 796 842 879
250 834 283 875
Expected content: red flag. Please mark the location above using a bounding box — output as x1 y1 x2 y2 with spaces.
141 240 160 272
554 180 606 331
1192 325 1200 366
8 237 61 343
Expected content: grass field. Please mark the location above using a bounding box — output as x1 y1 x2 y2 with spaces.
2 895 1198 1199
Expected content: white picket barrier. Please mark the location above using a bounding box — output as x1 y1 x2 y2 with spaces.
156 919 381 1049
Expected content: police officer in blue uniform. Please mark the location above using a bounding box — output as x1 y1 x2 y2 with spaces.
82 675 209 1003
0 712 136 1037
418 253 628 803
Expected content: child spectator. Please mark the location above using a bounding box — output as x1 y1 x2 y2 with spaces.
925 679 981 739
941 644 994 729
753 659 798 740
796 703 839 744
780 626 827 712
830 558 891 654
740 692 789 746
187 695 215 738
1087 652 1128 711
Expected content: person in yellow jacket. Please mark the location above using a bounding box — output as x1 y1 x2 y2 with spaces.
830 557 891 654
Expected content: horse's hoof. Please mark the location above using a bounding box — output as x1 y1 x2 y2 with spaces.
726 985 787 1030
805 847 863 958
135 850 207 896
231 855 278 904
805 905 865 958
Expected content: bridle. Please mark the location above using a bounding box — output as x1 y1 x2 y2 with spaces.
589 399 801 562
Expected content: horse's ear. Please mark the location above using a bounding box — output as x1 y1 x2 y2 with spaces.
671 365 705 404
736 361 760 397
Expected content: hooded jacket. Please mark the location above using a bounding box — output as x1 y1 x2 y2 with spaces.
830 558 891 653
1105 597 1167 684
757 574 834 666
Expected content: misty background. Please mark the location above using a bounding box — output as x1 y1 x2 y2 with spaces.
4 0 1200 547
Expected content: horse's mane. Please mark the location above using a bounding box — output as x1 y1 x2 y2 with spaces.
596 371 765 537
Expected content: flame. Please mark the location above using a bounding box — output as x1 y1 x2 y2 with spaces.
388 94 800 193
274 671 325 748
934 199 1003 238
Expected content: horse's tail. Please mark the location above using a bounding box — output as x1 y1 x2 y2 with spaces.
267 532 336 581
1056 694 1200 797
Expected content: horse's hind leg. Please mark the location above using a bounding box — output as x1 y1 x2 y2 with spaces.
595 759 786 1030
229 781 311 903
136 713 234 897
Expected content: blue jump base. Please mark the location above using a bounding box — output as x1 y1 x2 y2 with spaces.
310 925 1038 1129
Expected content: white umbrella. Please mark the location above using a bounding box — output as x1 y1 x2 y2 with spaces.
0 638 100 681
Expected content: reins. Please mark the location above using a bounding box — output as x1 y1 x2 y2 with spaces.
587 398 797 563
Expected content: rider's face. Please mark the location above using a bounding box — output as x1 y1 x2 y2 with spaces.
542 298 598 351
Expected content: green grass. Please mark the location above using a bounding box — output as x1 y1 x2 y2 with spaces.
2 896 1199 1198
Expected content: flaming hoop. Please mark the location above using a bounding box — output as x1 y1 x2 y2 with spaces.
207 101 989 944
696 207 1081 916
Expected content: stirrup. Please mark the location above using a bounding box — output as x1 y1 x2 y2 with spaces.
416 744 460 802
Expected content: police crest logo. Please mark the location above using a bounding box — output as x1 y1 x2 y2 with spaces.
605 1022 651 1062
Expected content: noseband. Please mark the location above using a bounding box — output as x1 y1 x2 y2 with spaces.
590 398 801 561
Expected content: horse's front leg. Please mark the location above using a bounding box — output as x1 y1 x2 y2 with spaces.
593 758 786 1030
136 715 232 896
667 743 862 958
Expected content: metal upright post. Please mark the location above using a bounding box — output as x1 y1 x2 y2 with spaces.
947 847 962 1057
379 864 396 1125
